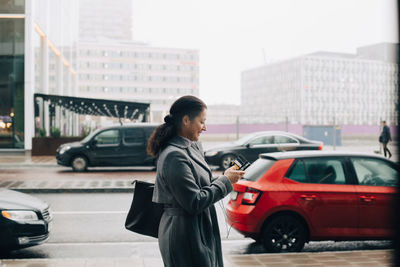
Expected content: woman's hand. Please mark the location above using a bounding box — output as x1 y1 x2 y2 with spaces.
224 166 246 184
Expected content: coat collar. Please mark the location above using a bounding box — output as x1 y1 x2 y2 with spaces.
168 135 191 149
168 136 212 176
187 144 212 176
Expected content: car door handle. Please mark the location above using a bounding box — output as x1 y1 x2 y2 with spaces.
300 194 317 201
360 196 376 203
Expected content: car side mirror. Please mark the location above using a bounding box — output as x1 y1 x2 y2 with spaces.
91 139 98 146
246 143 251 148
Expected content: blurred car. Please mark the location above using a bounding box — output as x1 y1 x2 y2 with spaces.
226 151 398 252
0 189 52 250
204 131 323 169
56 124 158 171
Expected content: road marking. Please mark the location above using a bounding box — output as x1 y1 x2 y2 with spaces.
52 211 127 215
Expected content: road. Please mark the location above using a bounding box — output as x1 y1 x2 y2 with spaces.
0 188 392 259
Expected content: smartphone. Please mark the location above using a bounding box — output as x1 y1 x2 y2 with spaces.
230 155 251 171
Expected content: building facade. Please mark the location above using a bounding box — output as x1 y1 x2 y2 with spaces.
77 41 199 122
0 0 79 150
78 0 132 41
241 43 398 126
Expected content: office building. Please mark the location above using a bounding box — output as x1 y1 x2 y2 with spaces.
78 0 132 41
77 41 199 122
241 43 398 126
0 0 79 149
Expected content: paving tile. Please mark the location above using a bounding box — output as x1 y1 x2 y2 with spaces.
262 263 296 267
84 259 115 267
142 258 163 267
114 258 143 267
316 261 354 266
2 261 28 267
289 258 319 265
333 252 365 258
26 262 57 267
281 254 310 259
310 255 340 261
256 258 289 264
55 260 86 267
353 262 389 267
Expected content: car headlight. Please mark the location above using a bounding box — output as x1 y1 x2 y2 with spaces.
205 151 218 157
1 210 39 222
59 146 71 155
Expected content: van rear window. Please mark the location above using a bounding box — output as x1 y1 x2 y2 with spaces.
241 158 276 181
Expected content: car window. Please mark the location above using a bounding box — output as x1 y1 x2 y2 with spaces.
274 135 298 144
351 157 398 187
241 158 276 181
287 158 346 184
123 128 145 145
249 136 266 145
286 160 307 183
94 129 120 145
249 135 275 145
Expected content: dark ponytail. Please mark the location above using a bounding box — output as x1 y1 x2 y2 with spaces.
147 95 207 157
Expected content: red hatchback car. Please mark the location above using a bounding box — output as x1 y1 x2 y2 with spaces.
226 151 398 252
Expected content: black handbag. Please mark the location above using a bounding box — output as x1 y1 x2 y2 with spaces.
125 180 164 238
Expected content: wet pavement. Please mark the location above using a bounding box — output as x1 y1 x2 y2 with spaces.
0 249 394 266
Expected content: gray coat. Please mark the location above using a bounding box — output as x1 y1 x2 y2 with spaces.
152 136 233 267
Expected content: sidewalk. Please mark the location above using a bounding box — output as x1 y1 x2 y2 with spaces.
0 249 395 266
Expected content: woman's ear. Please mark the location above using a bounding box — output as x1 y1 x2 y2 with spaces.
182 115 190 126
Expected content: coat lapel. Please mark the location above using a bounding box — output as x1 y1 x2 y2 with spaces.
168 136 212 177
186 144 212 177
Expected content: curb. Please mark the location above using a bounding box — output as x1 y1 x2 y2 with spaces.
11 188 133 193
0 163 59 168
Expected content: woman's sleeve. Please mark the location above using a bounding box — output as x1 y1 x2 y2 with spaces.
164 150 233 215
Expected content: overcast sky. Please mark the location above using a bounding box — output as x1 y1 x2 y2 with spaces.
132 0 398 105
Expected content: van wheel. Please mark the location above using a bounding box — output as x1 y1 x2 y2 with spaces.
262 215 306 253
71 156 88 172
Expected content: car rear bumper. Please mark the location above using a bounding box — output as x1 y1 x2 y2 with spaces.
226 204 259 238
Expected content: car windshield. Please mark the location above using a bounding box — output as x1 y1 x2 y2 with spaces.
80 128 101 144
242 158 276 181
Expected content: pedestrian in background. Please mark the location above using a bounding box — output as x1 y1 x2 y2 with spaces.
147 95 245 267
379 120 392 158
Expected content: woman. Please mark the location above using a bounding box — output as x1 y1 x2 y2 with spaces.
148 95 245 267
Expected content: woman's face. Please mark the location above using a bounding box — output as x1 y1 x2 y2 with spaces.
181 109 207 141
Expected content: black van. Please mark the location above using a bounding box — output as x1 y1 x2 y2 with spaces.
56 124 158 171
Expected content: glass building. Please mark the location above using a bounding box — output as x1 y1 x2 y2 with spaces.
0 0 79 150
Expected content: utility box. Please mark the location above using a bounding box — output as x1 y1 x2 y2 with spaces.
303 125 342 146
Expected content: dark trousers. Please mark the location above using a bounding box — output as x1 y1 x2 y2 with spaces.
382 142 392 158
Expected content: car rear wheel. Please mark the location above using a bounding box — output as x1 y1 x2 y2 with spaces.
262 215 306 253
71 156 88 172
220 154 236 170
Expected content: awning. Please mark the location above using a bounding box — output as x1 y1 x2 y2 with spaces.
34 93 150 121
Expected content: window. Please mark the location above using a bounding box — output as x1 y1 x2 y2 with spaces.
249 135 274 145
242 158 276 181
274 135 298 144
123 128 145 145
287 160 307 183
287 158 346 184
249 136 266 145
351 157 398 187
94 130 120 145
